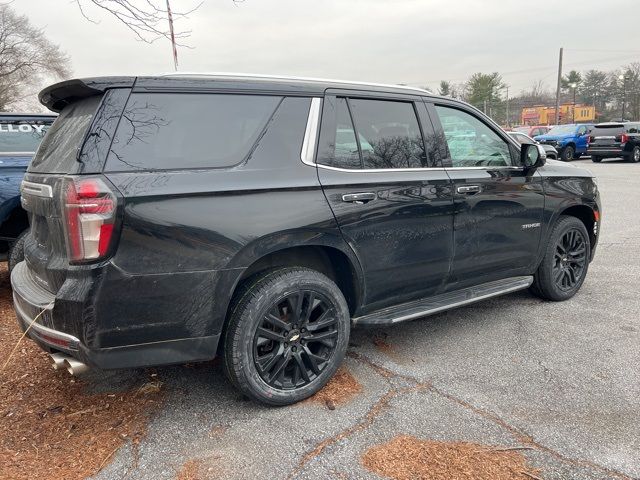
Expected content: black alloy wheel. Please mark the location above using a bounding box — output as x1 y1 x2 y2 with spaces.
253 290 339 390
552 228 588 291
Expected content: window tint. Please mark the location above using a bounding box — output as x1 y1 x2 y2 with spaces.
349 99 426 169
106 93 281 171
333 98 362 169
626 124 640 134
434 105 511 167
591 124 625 136
577 125 587 135
29 96 102 173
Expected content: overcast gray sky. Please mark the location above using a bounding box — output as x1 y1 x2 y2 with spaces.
12 0 640 94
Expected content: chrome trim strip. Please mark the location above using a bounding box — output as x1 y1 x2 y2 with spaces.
0 151 36 156
314 163 522 173
301 98 322 166
20 180 53 198
13 293 80 350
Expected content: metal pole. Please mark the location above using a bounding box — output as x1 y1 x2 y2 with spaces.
166 0 179 71
505 86 510 127
622 79 626 121
572 88 576 123
555 47 563 125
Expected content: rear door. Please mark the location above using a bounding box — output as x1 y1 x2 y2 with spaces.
428 101 544 288
316 92 454 309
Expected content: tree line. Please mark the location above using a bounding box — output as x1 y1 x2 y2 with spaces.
433 65 640 125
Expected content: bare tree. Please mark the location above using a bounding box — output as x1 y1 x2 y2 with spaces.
73 0 205 44
0 4 71 111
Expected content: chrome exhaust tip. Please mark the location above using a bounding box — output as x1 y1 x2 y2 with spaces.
64 357 89 376
50 353 69 371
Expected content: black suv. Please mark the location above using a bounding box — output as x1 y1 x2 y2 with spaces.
588 122 640 163
12 75 601 405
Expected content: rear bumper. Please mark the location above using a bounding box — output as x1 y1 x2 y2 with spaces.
11 260 221 369
587 147 625 157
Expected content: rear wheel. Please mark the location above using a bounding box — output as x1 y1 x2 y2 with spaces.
223 267 350 406
591 156 602 163
560 145 575 162
530 215 590 301
628 146 640 163
8 230 27 274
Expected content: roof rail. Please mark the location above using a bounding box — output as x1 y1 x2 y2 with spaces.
158 72 432 94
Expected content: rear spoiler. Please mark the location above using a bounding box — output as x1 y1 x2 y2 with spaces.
39 77 136 112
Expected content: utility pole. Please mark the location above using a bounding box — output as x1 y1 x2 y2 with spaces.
505 86 510 127
555 47 563 125
166 0 179 71
484 99 487 115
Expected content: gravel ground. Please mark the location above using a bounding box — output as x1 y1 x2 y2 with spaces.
76 158 638 479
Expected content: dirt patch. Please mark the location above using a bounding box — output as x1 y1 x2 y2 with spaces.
308 366 362 408
0 264 163 480
362 435 541 480
177 459 203 480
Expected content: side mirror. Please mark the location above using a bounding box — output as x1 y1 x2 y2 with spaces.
521 143 546 169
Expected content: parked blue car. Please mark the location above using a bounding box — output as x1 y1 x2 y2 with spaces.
534 123 594 161
0 112 56 269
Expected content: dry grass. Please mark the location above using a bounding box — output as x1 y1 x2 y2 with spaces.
0 264 163 480
308 366 362 408
362 435 542 480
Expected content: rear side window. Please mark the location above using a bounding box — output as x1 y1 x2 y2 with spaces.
349 99 426 169
0 120 52 154
105 93 281 171
29 95 102 173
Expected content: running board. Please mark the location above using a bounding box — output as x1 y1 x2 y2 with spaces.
352 276 533 327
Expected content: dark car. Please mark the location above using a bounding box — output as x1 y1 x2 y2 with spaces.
587 122 640 163
507 131 558 159
0 113 56 268
12 75 601 405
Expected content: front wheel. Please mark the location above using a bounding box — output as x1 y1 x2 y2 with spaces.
560 145 575 162
591 156 602 163
223 267 350 406
530 215 591 301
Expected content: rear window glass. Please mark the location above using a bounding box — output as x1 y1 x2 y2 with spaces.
591 124 625 136
0 120 52 154
29 95 102 173
105 93 282 171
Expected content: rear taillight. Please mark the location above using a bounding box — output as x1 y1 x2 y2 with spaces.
62 177 117 263
586 135 591 145
619 134 629 144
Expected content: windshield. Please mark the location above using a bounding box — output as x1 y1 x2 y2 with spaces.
547 125 577 135
0 121 52 154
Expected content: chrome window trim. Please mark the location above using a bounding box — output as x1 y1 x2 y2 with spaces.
0 151 36 156
314 163 523 173
20 180 53 198
300 97 322 166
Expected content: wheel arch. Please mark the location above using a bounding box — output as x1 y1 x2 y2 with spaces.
557 204 597 253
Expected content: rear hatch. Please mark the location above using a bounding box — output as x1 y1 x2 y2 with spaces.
22 95 104 293
588 124 625 149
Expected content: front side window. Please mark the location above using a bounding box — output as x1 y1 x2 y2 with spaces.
106 93 281 171
349 99 426 169
434 105 511 167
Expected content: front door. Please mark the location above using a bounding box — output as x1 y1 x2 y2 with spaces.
315 94 454 310
428 102 544 289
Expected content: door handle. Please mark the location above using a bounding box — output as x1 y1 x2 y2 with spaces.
341 192 376 204
456 185 481 194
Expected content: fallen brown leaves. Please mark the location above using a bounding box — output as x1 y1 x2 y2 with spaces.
308 366 362 409
362 435 542 480
0 265 163 480
176 459 203 480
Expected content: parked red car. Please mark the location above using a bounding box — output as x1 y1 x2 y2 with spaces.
513 125 550 137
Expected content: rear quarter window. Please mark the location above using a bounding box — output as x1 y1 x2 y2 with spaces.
105 93 282 171
29 95 102 173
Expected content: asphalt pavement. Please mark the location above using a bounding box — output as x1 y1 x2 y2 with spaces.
92 157 640 480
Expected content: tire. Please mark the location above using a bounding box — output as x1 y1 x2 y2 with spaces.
560 145 575 162
223 267 350 406
628 146 640 163
8 230 27 274
591 156 602 163
530 215 591 301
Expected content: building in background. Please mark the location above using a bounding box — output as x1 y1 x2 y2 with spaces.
521 104 596 125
